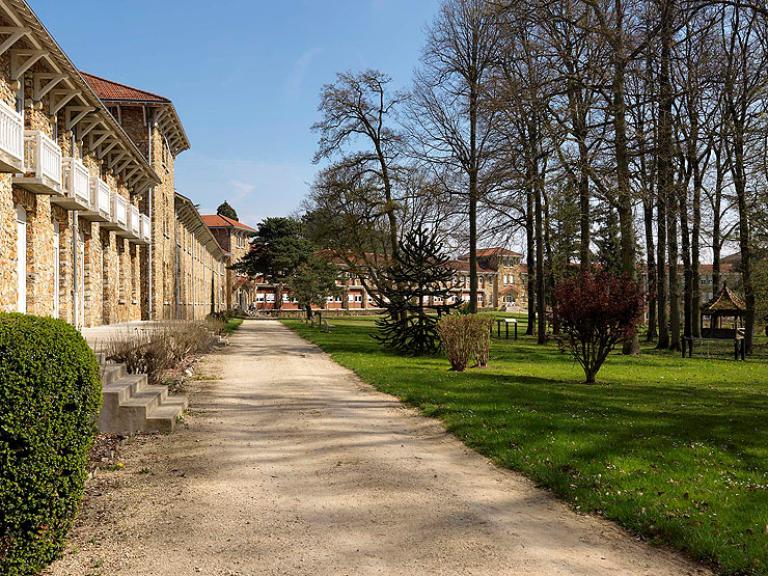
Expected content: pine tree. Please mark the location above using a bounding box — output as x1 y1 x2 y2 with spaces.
375 227 460 356
217 201 238 221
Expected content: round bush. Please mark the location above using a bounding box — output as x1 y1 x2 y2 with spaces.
0 314 101 576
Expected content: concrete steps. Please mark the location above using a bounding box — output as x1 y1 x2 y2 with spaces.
98 362 188 435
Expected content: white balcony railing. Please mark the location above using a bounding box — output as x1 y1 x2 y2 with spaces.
62 158 90 207
0 100 23 172
23 130 62 189
140 214 152 243
130 205 140 237
90 177 112 220
112 193 128 229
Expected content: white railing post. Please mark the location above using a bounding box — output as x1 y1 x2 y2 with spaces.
0 101 23 165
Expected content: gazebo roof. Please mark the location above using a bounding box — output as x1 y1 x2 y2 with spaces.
702 284 747 315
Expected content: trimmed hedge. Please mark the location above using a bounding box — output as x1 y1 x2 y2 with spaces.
0 314 102 576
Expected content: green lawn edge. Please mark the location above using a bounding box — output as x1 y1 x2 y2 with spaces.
223 317 244 334
282 317 768 576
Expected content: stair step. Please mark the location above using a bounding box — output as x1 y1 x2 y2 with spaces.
103 374 147 404
101 363 127 385
98 363 188 436
144 403 185 434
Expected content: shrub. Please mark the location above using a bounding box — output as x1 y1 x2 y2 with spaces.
0 314 102 576
437 314 494 371
470 314 494 367
104 321 219 384
554 272 644 383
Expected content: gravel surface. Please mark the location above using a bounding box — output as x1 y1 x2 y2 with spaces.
46 320 710 576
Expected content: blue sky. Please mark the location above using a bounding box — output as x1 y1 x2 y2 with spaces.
32 0 440 225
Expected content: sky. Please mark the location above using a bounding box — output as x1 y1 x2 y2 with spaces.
32 0 441 226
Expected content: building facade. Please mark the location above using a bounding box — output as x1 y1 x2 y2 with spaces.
0 2 225 327
81 73 227 322
250 258 494 312
201 214 257 312
458 248 529 309
0 2 160 327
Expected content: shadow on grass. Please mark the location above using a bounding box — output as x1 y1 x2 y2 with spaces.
283 318 768 575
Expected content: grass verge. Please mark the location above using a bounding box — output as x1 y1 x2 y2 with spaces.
283 316 768 576
223 317 244 335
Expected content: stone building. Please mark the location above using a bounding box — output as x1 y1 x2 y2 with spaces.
0 1 159 327
201 213 257 312
459 247 529 309
0 1 226 327
250 259 493 312
81 72 227 321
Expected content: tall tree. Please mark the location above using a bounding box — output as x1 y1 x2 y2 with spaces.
313 70 404 261
719 2 767 353
410 0 503 314
233 217 312 311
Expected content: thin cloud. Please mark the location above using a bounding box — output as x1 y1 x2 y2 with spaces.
284 46 323 99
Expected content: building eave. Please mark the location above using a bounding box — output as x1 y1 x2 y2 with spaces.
3 0 161 192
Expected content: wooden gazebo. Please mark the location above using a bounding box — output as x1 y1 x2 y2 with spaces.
701 284 747 339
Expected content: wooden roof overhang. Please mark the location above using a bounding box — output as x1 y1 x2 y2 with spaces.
0 0 161 195
175 192 227 262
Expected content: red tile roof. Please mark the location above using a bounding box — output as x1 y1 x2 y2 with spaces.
476 247 523 258
447 259 496 274
201 214 257 233
459 247 523 260
80 71 171 103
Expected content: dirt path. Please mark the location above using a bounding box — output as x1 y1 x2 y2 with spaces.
48 320 709 576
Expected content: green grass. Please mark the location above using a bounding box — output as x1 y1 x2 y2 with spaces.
223 317 244 334
283 316 768 575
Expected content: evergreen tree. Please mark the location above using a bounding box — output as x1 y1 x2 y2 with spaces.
217 201 239 221
233 217 312 310
375 227 460 356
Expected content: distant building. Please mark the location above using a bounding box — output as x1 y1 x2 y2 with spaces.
201 214 258 312
458 247 529 310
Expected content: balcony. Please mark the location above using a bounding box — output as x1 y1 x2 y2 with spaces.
14 130 63 195
125 205 141 240
80 177 112 222
139 214 152 244
105 192 129 233
53 157 91 211
0 100 23 173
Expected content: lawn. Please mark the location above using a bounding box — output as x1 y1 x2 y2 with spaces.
222 317 244 334
283 316 768 576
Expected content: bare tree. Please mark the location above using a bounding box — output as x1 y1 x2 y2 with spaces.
409 0 503 314
313 70 405 261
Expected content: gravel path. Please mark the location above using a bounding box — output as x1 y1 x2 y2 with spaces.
48 320 710 576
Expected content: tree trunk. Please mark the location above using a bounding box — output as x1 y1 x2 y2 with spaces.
644 197 658 341
712 147 724 295
657 0 679 351
732 134 755 353
657 183 669 348
535 181 546 345
679 176 693 341
667 183 681 351
691 159 702 337
526 191 536 336
612 0 639 355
